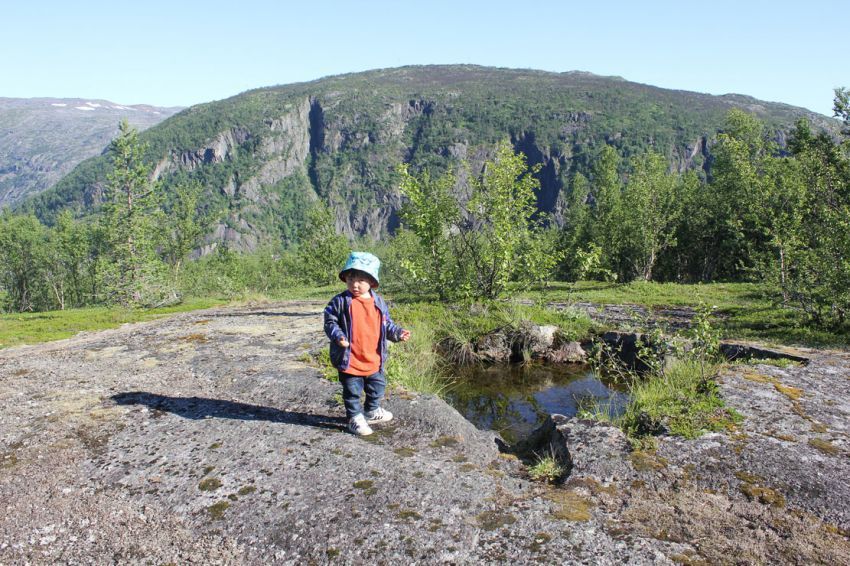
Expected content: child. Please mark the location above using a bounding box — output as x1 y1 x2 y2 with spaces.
323 252 411 435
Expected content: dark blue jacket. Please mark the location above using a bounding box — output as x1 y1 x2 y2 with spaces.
323 290 405 372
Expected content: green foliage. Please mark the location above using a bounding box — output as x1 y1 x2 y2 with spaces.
162 180 208 274
560 172 592 279
668 108 815 287
834 87 850 137
783 116 850 328
564 146 623 281
396 164 460 300
689 303 722 386
514 227 565 290
461 142 548 298
397 143 563 300
48 210 94 309
294 201 350 286
554 104 848 334
574 244 617 283
564 146 693 283
616 153 688 281
527 452 565 483
590 146 623 245
591 312 738 440
704 109 773 278
177 245 295 299
0 212 50 311
100 120 175 307
0 209 103 313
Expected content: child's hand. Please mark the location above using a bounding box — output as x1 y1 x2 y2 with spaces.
400 329 411 342
338 338 350 348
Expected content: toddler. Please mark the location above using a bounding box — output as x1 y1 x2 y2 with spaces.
323 252 410 435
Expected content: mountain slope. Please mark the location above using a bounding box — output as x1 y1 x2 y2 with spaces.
20 65 837 250
0 98 182 206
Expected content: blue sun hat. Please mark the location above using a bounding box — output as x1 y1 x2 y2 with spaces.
339 251 381 287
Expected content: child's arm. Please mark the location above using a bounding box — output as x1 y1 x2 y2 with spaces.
323 299 348 346
384 312 411 342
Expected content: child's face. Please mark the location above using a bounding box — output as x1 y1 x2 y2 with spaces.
345 271 373 298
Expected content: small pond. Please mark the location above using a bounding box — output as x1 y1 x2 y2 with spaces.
444 363 629 444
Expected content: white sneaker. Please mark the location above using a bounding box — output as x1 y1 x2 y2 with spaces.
366 407 393 424
348 414 373 436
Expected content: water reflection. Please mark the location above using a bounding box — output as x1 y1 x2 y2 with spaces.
444 363 628 444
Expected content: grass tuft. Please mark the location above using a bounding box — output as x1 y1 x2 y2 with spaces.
527 452 565 483
618 359 741 439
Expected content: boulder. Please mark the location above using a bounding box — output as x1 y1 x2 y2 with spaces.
509 323 559 361
523 414 635 484
529 324 559 352
474 331 511 363
546 340 587 363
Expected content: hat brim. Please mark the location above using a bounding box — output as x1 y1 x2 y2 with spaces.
339 269 379 288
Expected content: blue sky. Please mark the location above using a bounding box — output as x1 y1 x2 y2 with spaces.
3 0 846 116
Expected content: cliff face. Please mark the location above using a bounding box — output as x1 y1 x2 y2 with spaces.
22 66 839 252
0 98 181 207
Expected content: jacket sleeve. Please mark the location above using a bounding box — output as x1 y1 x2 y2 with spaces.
384 310 406 343
324 298 346 344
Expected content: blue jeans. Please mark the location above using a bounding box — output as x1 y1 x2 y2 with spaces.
339 370 386 419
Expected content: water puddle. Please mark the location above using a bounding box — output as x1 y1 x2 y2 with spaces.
444 363 628 444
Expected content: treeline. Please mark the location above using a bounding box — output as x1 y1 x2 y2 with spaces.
585 102 850 328
2 91 849 329
389 91 850 328
1 121 206 311
0 118 350 311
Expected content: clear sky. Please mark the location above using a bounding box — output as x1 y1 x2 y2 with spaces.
2 0 846 116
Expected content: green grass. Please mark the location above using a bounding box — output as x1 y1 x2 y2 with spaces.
528 280 764 308
0 297 225 349
620 358 742 439
383 303 454 395
586 354 742 442
520 281 849 348
527 452 565 483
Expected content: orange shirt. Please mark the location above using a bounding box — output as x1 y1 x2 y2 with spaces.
347 294 381 375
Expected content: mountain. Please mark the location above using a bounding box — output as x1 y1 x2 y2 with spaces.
0 98 182 206
19 65 838 251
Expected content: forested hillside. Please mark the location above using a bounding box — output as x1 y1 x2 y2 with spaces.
19 65 836 250
3 68 847 331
